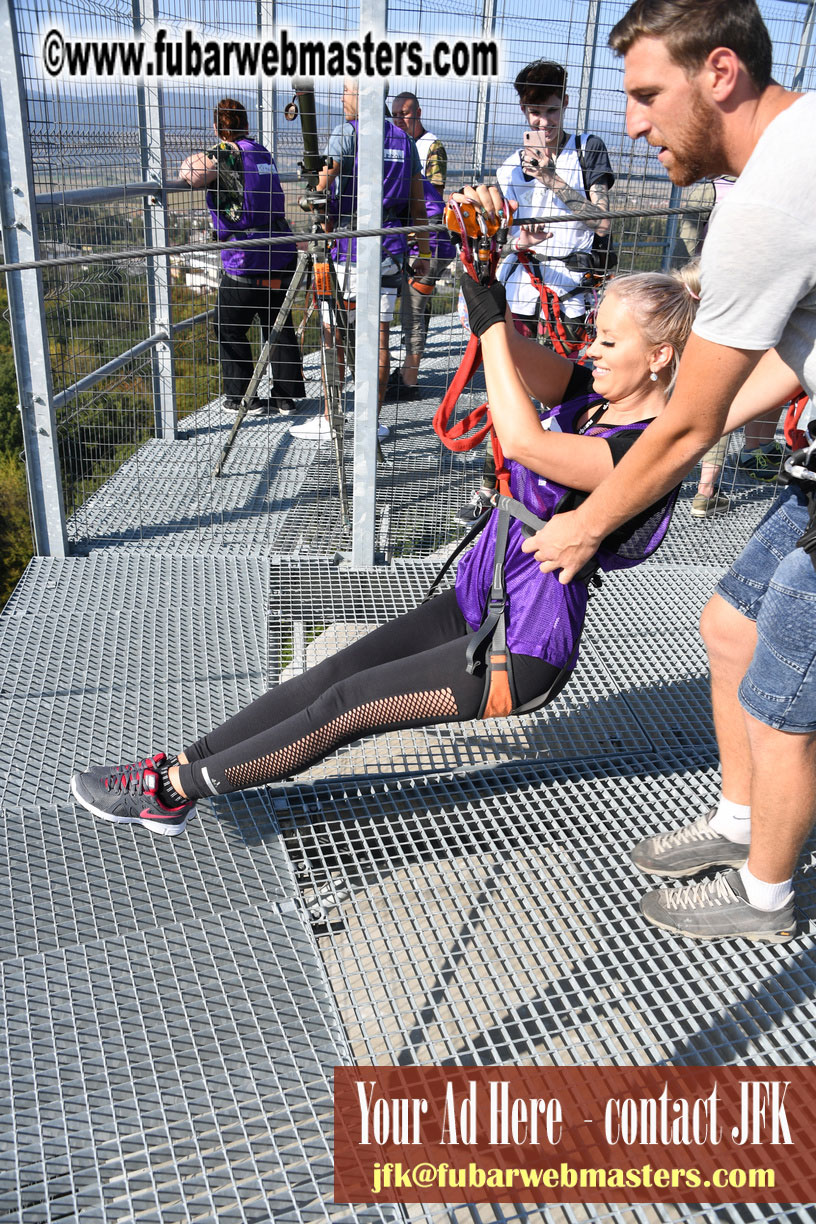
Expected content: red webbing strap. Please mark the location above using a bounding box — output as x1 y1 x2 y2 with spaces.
491 431 511 498
432 333 512 497
516 251 579 359
432 333 488 450
784 388 809 451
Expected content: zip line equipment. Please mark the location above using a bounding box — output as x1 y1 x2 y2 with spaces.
782 387 816 572
432 198 514 498
429 196 585 718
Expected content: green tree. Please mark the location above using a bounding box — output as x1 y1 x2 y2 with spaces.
0 288 31 609
0 454 32 608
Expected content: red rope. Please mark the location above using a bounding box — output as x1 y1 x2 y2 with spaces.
784 388 809 451
432 202 512 497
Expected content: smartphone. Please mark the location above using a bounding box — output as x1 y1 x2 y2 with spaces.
522 129 552 175
523 129 550 153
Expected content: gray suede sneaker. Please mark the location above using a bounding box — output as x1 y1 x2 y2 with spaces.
640 870 796 943
631 808 749 877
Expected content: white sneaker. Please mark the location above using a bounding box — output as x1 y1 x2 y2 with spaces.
289 415 333 443
377 423 391 441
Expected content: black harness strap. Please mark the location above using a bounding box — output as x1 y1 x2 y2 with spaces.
423 507 493 604
796 485 816 574
459 494 599 719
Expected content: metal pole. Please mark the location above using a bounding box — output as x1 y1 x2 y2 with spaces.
0 0 67 557
575 0 601 133
258 0 277 156
792 1 816 90
134 0 177 440
472 0 497 179
661 182 684 271
351 0 386 567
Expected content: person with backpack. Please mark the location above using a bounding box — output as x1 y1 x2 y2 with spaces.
180 98 305 417
70 268 700 835
496 59 616 346
288 81 430 444
386 91 457 402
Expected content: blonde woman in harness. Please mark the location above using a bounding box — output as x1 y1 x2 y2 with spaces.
69 269 699 836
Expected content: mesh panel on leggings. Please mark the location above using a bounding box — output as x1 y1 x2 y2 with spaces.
223 687 459 789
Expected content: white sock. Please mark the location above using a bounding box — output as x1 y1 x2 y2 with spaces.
708 796 752 844
739 864 793 911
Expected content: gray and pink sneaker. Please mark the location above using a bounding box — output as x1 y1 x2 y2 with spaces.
71 752 194 836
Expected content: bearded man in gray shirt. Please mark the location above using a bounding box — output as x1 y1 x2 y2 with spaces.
465 0 816 942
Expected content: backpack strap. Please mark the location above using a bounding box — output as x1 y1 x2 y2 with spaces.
574 133 590 197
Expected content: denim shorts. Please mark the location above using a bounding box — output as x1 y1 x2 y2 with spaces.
717 483 816 732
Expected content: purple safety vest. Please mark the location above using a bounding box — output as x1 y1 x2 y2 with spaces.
329 119 414 265
207 138 296 277
455 390 678 666
410 175 456 262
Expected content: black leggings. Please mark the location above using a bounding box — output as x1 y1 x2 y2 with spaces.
179 589 561 800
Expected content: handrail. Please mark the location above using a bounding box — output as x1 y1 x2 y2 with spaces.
53 307 214 411
34 173 300 210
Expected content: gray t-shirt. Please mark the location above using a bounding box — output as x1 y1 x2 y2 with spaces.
693 92 816 399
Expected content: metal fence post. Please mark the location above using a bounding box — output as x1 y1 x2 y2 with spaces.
575 0 601 134
350 0 386 567
661 182 683 270
0 0 67 557
792 1 816 90
472 0 497 179
258 0 277 156
134 0 177 440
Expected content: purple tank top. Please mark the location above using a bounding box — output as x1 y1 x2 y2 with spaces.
330 119 414 264
207 139 296 277
454 390 677 665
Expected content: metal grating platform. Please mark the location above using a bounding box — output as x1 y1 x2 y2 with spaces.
5 335 816 1220
275 757 816 1069
0 792 300 961
65 322 490 561
0 901 397 1224
0 560 268 811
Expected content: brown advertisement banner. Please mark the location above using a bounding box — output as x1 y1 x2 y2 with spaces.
334 1065 816 1204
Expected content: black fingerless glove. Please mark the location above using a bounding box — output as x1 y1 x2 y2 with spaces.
460 276 507 338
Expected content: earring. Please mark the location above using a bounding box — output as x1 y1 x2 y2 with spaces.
649 371 658 382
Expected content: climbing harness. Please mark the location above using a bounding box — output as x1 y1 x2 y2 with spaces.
781 387 816 572
515 250 598 358
431 208 679 720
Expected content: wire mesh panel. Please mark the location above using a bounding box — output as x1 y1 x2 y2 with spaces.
6 0 812 555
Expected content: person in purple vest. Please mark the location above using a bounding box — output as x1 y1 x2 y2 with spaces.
72 269 702 835
180 98 305 417
386 91 456 402
289 81 429 444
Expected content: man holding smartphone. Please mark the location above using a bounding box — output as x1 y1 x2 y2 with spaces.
496 59 615 344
